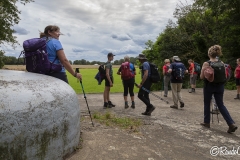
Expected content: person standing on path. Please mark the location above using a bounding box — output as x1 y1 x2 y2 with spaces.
135 54 155 116
234 58 240 99
168 56 188 109
200 45 237 133
103 53 116 108
117 55 136 109
162 59 171 97
188 59 198 93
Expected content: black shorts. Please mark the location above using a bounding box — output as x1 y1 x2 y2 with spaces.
105 77 113 87
47 72 68 83
236 78 240 86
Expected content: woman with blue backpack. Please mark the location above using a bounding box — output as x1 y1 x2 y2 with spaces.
40 25 82 83
200 45 237 133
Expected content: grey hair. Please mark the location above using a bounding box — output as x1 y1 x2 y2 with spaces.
124 55 130 61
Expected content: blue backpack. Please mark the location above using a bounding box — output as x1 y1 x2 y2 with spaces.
194 62 201 74
172 62 186 80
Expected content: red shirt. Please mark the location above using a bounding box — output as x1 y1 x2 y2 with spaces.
189 62 197 74
235 65 240 78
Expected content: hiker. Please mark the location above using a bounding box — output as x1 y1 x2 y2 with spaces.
103 53 116 108
162 59 171 97
167 56 188 109
117 56 136 109
234 58 240 99
188 59 198 93
200 45 237 133
40 25 82 83
135 54 155 116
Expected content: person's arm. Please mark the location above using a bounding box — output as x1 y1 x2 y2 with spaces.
162 66 166 75
138 69 148 88
133 66 136 75
200 62 209 79
57 50 82 80
105 67 113 87
117 66 121 75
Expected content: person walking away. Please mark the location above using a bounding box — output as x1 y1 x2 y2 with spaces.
103 53 116 108
234 58 240 99
135 54 155 116
188 59 198 93
200 45 237 133
117 55 136 109
162 59 171 97
168 56 188 109
40 25 82 83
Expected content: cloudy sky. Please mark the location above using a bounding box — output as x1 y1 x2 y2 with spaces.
3 0 192 62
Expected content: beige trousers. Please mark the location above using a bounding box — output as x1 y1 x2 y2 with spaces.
171 83 183 106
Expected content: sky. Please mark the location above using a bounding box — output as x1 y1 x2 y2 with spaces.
3 0 192 62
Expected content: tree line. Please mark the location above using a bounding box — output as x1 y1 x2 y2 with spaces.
2 56 138 66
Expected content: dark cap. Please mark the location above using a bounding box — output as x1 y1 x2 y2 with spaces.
107 52 115 57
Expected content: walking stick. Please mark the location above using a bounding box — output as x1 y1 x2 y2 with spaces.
75 68 94 127
135 83 169 104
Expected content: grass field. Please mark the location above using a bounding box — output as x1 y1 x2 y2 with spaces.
67 68 142 94
3 65 142 94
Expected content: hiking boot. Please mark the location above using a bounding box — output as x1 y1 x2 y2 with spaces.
141 111 151 116
147 105 155 115
200 123 210 128
103 102 111 109
108 101 115 107
227 124 238 133
180 102 184 108
125 103 129 109
188 89 192 93
234 94 240 100
131 104 135 109
164 95 167 97
192 88 195 92
170 105 178 109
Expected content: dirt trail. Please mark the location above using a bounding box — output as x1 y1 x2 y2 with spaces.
67 88 240 160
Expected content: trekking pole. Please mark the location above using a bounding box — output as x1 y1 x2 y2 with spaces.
75 68 94 127
135 83 169 104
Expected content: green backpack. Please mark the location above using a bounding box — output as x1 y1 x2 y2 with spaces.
208 60 226 83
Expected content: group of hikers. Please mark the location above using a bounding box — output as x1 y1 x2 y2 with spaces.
23 25 240 134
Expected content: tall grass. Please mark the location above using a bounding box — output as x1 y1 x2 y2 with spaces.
67 68 142 94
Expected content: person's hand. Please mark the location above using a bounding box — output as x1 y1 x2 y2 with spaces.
76 73 82 81
110 82 113 87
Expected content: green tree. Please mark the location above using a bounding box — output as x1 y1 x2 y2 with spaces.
0 0 33 68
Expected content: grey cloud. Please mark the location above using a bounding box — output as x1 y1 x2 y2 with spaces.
13 26 29 35
111 34 131 41
72 48 89 52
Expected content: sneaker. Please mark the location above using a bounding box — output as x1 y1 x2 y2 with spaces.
125 103 129 109
108 101 115 107
170 105 178 109
131 104 135 109
188 90 192 93
227 124 238 133
180 102 184 108
147 105 155 115
200 123 210 128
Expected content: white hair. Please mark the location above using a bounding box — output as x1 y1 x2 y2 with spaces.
124 55 130 61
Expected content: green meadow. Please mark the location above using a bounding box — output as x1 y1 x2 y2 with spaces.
67 68 142 94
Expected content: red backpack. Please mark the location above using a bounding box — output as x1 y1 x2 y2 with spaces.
121 62 134 80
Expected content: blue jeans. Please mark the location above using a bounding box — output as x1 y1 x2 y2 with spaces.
203 82 234 125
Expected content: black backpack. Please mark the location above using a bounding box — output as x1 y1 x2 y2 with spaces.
208 60 226 83
148 62 161 83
